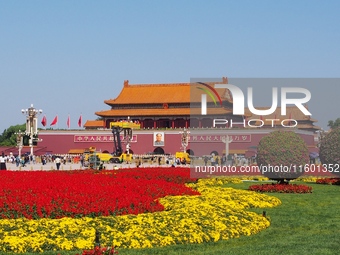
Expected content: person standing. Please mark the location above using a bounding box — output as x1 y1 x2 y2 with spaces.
15 155 21 167
210 155 216 166
42 156 47 165
204 156 208 166
55 156 61 170
80 154 84 167
0 152 7 170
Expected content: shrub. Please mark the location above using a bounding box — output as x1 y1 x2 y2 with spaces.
257 131 309 183
319 127 340 177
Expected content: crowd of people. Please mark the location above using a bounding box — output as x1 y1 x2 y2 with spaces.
0 152 84 170
0 152 188 170
0 151 253 171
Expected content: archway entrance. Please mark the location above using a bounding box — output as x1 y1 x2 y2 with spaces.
153 147 165 154
187 149 194 155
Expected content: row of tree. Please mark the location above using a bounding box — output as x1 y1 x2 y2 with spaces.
0 124 60 146
0 124 26 146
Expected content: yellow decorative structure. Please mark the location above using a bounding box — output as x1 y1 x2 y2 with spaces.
110 121 141 129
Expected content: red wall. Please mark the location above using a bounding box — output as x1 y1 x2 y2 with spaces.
38 129 317 156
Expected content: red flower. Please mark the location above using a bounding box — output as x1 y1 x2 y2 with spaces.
249 183 312 193
0 168 199 219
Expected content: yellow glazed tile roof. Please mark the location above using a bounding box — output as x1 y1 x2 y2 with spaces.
245 105 316 121
104 79 232 105
83 120 105 128
68 148 86 154
95 107 233 117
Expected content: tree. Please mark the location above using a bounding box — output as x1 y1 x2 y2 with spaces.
256 130 309 183
0 124 26 146
327 118 340 129
319 127 340 177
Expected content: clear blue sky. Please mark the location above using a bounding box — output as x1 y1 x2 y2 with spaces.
1 0 339 132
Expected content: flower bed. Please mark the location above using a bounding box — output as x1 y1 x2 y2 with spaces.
78 246 118 255
0 169 282 253
248 183 312 193
316 178 340 185
0 168 198 219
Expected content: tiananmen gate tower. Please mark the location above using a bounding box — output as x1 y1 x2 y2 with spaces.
5 77 322 157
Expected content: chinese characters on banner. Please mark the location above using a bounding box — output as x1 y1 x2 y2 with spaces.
74 134 250 143
74 135 138 143
190 134 251 143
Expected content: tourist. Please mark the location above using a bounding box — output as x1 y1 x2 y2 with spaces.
42 156 47 165
137 158 141 167
210 154 216 166
0 152 6 170
80 154 84 167
15 156 21 167
21 157 26 167
204 156 208 166
55 157 61 170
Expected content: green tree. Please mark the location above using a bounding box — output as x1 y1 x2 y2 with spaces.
256 130 309 183
327 118 340 129
319 127 340 177
0 124 26 146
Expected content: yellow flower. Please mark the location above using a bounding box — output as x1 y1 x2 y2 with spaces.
0 178 281 253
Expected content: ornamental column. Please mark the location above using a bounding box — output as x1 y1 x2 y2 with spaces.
21 104 43 160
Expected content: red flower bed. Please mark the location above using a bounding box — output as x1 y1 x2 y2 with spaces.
249 183 312 193
77 246 118 255
0 168 199 219
316 178 340 185
114 167 197 184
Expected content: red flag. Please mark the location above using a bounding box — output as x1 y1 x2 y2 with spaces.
50 115 58 126
67 115 70 128
78 115 82 127
41 115 47 127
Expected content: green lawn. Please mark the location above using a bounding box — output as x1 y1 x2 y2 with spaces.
2 181 339 255
116 181 340 255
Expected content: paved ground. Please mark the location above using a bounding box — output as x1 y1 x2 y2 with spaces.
4 161 183 171
5 162 131 171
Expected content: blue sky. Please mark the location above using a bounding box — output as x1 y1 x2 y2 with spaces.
0 0 339 132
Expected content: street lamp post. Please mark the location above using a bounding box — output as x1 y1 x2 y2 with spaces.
21 104 42 160
15 130 25 159
221 135 233 159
